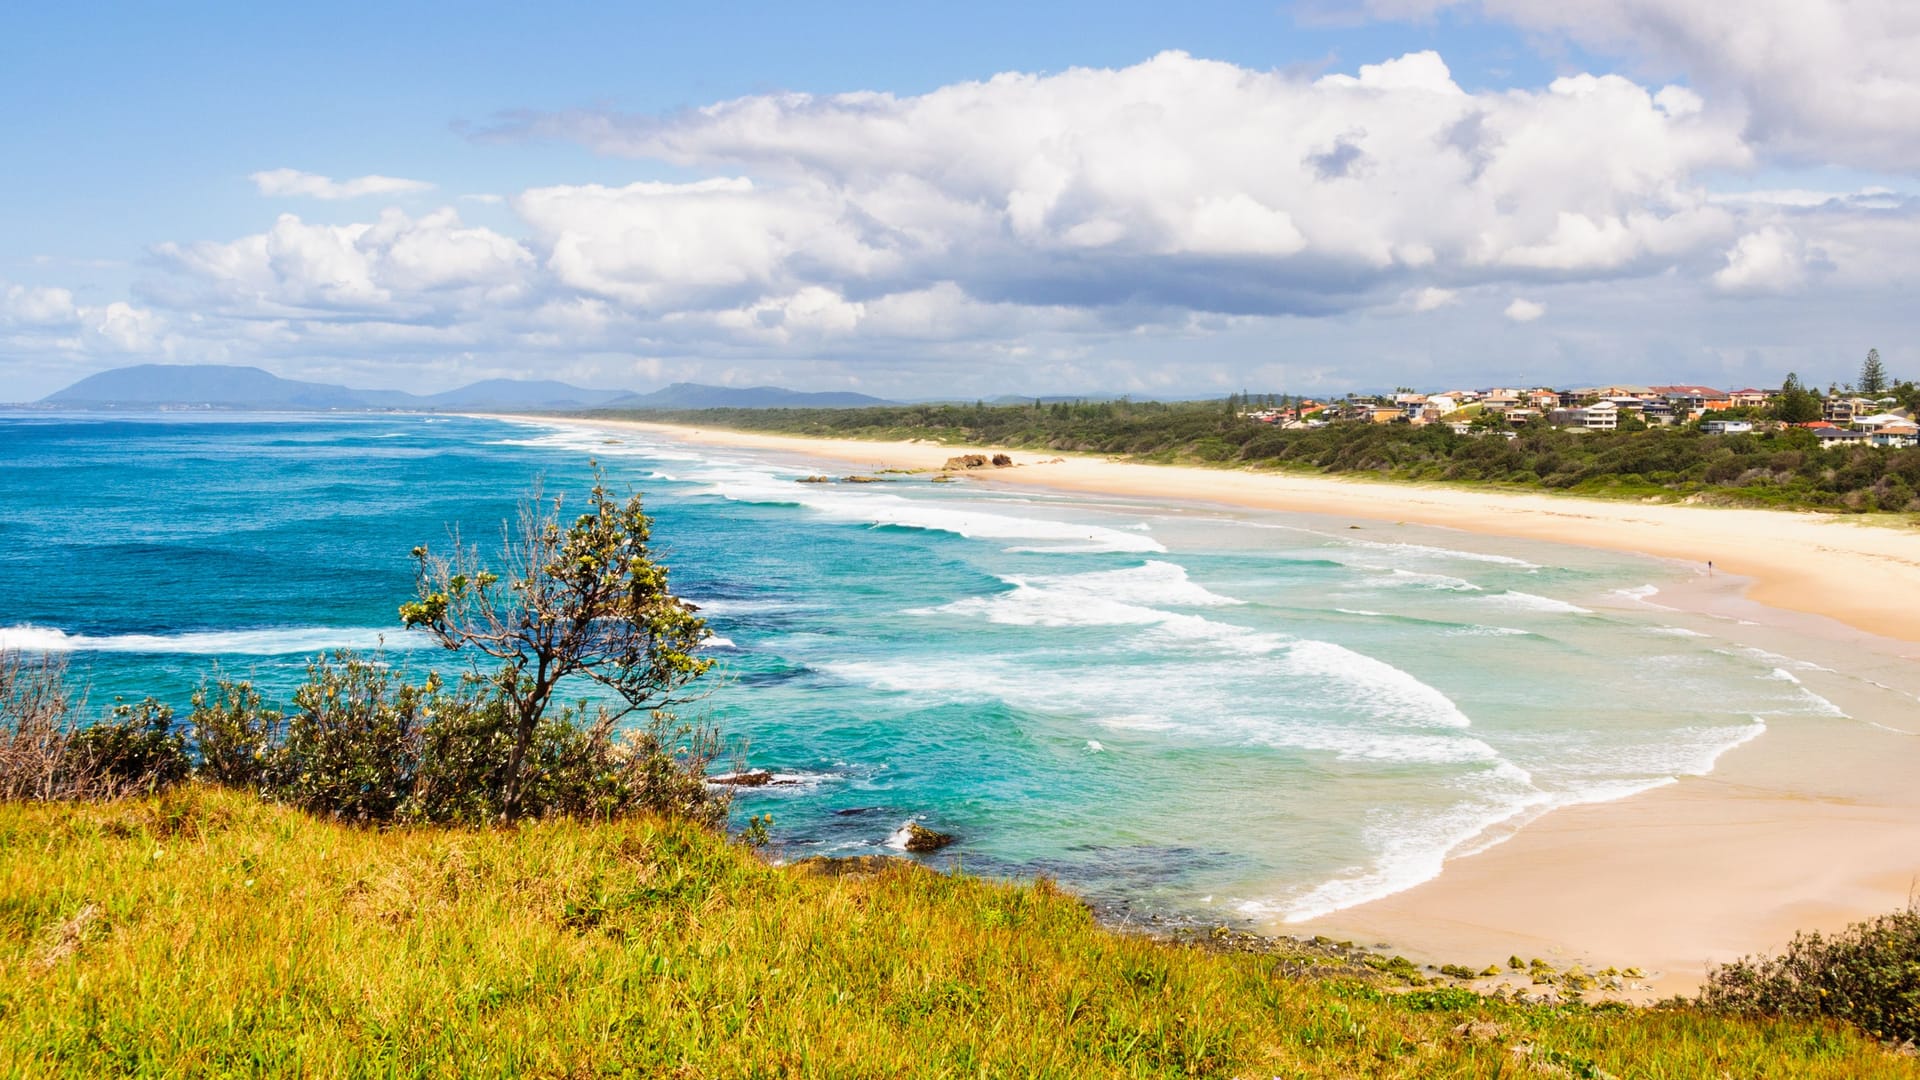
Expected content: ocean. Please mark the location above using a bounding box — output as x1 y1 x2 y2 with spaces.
0 412 1853 925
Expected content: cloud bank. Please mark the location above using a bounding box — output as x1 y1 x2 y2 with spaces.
11 33 1918 398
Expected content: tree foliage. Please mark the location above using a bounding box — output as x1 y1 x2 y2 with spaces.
400 467 711 819
1859 348 1889 396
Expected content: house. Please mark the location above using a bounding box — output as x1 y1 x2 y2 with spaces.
1480 390 1521 413
1702 419 1754 435
1527 390 1561 410
1650 385 1728 418
1813 427 1872 445
1824 397 1869 424
1727 388 1773 409
1641 400 1678 425
1852 412 1909 432
1552 400 1618 431
1504 408 1542 426
1870 422 1919 449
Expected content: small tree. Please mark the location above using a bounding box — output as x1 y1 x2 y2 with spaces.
1858 348 1889 396
400 468 710 820
1770 372 1823 424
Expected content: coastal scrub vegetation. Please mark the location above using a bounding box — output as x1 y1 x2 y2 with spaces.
1699 903 1920 1045
3 785 1916 1078
0 473 727 827
600 399 1920 513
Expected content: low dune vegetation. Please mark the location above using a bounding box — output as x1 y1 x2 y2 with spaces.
600 400 1920 513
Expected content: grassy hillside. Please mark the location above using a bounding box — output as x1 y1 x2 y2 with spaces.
2 787 1912 1077
588 401 1920 514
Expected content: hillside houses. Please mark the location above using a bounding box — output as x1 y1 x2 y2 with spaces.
1236 379 1917 446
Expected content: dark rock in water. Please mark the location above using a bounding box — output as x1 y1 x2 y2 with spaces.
990 453 1013 467
840 475 886 483
903 822 955 853
833 806 878 817
711 770 776 786
943 454 989 469
930 475 958 483
796 475 832 484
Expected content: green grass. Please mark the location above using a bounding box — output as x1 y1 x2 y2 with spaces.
2 787 1914 1077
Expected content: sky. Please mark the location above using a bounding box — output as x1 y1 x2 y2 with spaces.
2 1 1915 401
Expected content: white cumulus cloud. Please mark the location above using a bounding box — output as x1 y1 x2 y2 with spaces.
250 168 436 200
1354 0 1920 169
1712 226 1807 293
1504 297 1546 321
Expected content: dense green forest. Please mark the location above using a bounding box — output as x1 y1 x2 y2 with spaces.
584 400 1920 514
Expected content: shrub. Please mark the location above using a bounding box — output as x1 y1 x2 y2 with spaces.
63 698 191 797
2 653 188 800
189 677 282 790
1697 903 1920 1044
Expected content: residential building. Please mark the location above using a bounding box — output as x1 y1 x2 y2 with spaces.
1870 422 1919 449
1702 419 1754 435
1727 388 1774 409
1813 427 1871 445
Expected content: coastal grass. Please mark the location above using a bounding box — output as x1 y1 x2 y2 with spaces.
3 787 1914 1078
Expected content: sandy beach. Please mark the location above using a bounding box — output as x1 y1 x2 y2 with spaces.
507 415 1920 995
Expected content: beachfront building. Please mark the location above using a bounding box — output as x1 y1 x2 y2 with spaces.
1703 419 1755 435
1870 421 1919 448
1650 385 1729 420
1813 427 1872 446
1728 388 1774 409
1550 401 1619 431
1824 397 1863 424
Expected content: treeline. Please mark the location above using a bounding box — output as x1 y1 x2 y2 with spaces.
591 401 1920 513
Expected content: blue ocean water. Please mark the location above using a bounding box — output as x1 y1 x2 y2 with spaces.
0 412 1847 924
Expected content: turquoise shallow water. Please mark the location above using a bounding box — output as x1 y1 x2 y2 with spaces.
0 412 1850 923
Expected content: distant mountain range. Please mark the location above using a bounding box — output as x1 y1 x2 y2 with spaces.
35 364 894 412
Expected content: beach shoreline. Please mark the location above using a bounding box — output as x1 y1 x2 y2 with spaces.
496 413 1920 998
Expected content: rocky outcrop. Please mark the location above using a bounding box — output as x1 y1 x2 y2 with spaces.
943 454 990 470
990 453 1013 467
902 822 955 853
709 770 801 787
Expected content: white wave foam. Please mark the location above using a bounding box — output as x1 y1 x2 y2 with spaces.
1368 568 1483 592
1334 608 1384 617
1448 625 1529 637
1262 714 1770 922
1345 539 1541 569
915 561 1246 632
1648 626 1710 637
1476 590 1592 615
687 597 789 616
0 624 431 655
700 634 737 650
1276 640 1472 729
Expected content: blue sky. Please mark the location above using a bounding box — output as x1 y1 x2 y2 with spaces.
3 1 1914 399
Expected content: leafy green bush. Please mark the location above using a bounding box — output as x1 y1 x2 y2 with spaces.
2 654 188 801
1697 903 1920 1044
62 698 191 797
188 677 282 790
